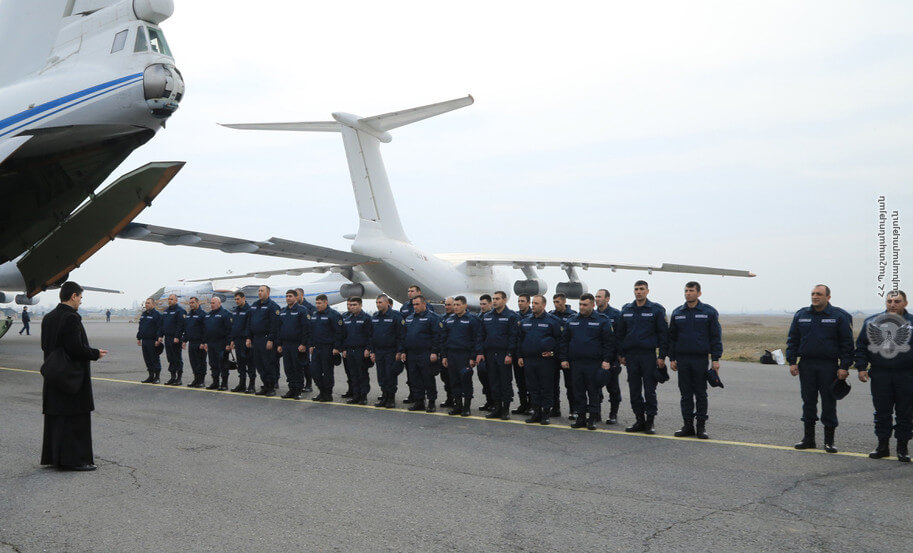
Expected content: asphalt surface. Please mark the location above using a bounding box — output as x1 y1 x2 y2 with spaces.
1 321 911 553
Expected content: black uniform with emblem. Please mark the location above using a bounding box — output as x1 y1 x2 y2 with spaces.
203 305 233 390
549 306 577 418
249 298 282 394
441 311 482 415
615 299 668 434
518 311 564 424
369 306 405 408
278 302 310 398
230 301 253 392
161 303 186 384
403 307 442 411
342 309 373 404
137 307 163 382
511 306 534 414
310 306 345 401
480 306 520 419
668 300 722 438
560 310 616 429
183 305 207 387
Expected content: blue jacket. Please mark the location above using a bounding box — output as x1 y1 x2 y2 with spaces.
369 308 405 353
786 304 854 368
298 298 317 317
518 312 563 358
203 307 232 342
311 307 344 348
596 305 622 327
400 301 415 317
669 301 723 361
616 299 669 358
480 307 520 355
278 304 310 344
137 308 163 340
549 307 577 323
161 304 186 337
854 310 913 371
442 312 482 356
404 308 442 353
517 308 533 320
184 307 206 342
560 312 616 362
230 303 251 339
249 299 281 341
343 310 373 348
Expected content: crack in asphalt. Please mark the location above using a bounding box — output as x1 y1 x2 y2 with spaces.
0 539 23 553
95 456 141 490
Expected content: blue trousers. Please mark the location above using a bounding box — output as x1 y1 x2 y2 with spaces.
446 351 474 399
870 368 913 440
281 341 305 389
513 358 528 404
343 348 370 398
188 341 207 378
207 341 228 380
486 350 514 402
798 359 839 427
251 336 279 386
604 364 622 406
163 335 183 374
477 358 490 399
407 350 437 402
232 339 254 379
525 356 557 409
626 351 659 417
311 345 335 395
571 360 602 415
553 363 574 412
141 339 161 373
676 354 709 421
374 349 399 394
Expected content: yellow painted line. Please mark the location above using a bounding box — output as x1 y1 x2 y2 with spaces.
0 365 877 459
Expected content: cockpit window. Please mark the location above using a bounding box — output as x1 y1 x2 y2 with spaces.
134 26 148 52
146 27 172 57
111 29 128 53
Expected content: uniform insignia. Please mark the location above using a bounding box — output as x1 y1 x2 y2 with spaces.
275 309 281 315
866 313 912 359
338 320 343 325
439 322 444 328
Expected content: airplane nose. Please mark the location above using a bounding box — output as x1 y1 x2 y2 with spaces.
143 63 184 118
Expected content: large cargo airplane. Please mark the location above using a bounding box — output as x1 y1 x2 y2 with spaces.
119 96 754 308
0 0 185 304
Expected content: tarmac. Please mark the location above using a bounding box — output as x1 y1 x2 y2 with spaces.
1 321 911 553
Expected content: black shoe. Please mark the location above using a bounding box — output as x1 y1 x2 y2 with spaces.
303 386 313 393
485 402 502 419
408 401 426 412
794 422 816 450
426 403 436 413
568 413 577 421
540 409 551 425
403 397 416 405
206 379 220 390
164 374 176 385
440 397 454 408
190 378 206 389
898 440 910 463
869 437 890 459
605 415 618 425
461 399 471 417
374 393 388 408
448 398 462 416
500 403 511 420
264 386 277 397
64 464 97 471
512 402 530 415
341 390 353 399
377 395 385 401
141 373 155 383
696 421 709 440
151 375 161 384
255 386 269 396
550 406 561 418
625 416 646 433
479 401 493 412
586 413 597 430
245 381 257 394
218 382 228 391
282 388 302 400
321 393 333 402
385 396 396 409
571 413 587 429
172 375 183 386
186 377 199 387
525 407 542 424
674 421 695 438
346 397 359 404
644 416 656 435
355 396 368 405
231 377 247 393
823 426 837 453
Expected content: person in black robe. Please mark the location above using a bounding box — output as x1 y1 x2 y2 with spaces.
40 282 107 471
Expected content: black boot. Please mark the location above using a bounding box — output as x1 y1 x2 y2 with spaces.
191 376 206 388
151 373 161 384
425 401 436 413
540 407 551 425
550 406 561 418
408 400 426 412
525 406 542 424
172 373 183 386
626 414 646 433
264 384 277 397
206 376 220 390
282 388 301 399
245 379 257 394
461 398 471 417
440 396 454 408
448 397 462 416
303 378 313 393
869 437 890 459
500 403 511 420
794 421 816 449
512 401 530 415
480 399 494 412
674 419 695 437
823 426 837 453
164 373 176 385
374 393 388 408
605 403 619 425
218 377 229 391
696 420 709 440
644 415 656 435
485 402 502 419
231 375 247 393
141 372 155 383
385 394 396 409
587 412 597 430
898 440 910 463
342 390 353 399
571 412 587 429
186 376 199 388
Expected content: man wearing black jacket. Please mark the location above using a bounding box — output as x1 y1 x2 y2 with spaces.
40 282 107 471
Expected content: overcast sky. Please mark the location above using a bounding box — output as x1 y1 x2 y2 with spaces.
44 0 913 313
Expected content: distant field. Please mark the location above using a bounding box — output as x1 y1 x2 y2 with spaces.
720 315 866 362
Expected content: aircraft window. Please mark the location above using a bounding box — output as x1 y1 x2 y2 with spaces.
134 26 148 52
111 29 128 53
146 27 172 57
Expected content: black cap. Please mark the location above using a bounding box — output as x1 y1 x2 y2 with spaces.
706 367 724 388
155 342 164 355
832 378 851 400
654 365 670 384
365 356 375 369
333 352 342 366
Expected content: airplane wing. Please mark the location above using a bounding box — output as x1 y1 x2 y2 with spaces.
181 265 348 283
436 254 756 278
118 223 377 265
0 136 31 166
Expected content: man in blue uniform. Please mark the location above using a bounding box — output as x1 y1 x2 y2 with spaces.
229 291 253 393
595 288 623 424
296 288 317 392
855 290 913 462
438 297 456 408
203 297 233 391
277 290 310 399
669 282 722 439
549 293 578 419
403 295 442 413
136 298 163 383
481 291 520 420
476 294 495 412
787 284 854 453
615 280 668 435
342 296 373 405
518 295 564 425
309 294 344 402
442 296 482 416
370 294 405 408
19 306 30 335
161 294 186 386
183 296 208 388
400 284 422 403
247 285 281 396
560 293 616 430
511 294 533 415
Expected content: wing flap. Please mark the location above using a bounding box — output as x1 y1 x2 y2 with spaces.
438 254 755 278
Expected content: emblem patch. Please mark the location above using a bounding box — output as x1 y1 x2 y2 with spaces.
866 313 912 360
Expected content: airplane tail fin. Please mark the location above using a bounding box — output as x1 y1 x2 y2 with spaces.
222 95 474 243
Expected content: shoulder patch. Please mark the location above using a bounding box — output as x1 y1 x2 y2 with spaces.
275 309 280 315
337 319 343 325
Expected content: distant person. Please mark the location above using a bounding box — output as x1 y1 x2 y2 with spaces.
480 291 519 420
277 290 310 399
441 295 482 416
560 293 615 430
105 309 111 323
230 291 253 393
369 294 405 409
476 294 494 412
511 294 533 415
161 294 186 386
341 296 372 405
19 306 30 335
403 295 442 412
517 295 563 425
854 290 912 463
549 293 577 419
183 296 208 388
786 284 854 453
595 288 623 424
136 298 163 383
247 285 281 396
40 281 107 471
203 297 233 391
615 280 668 435
309 294 344 402
668 282 722 439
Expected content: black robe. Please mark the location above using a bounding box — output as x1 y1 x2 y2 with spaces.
40 303 100 466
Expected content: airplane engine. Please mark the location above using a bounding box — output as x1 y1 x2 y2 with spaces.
0 292 14 303
15 294 39 305
513 279 548 297
339 283 365 299
555 282 587 299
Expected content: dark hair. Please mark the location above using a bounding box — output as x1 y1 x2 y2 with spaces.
234 291 245 298
376 294 391 303
634 280 649 288
597 288 610 298
189 296 199 302
59 281 83 302
493 291 507 300
348 296 363 305
413 295 426 304
315 294 328 302
259 284 271 293
479 294 492 303
815 284 831 296
454 295 467 304
579 293 595 302
286 290 297 296
553 293 566 300
532 294 546 304
887 290 907 301
518 294 530 302
408 284 422 292
685 281 701 292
